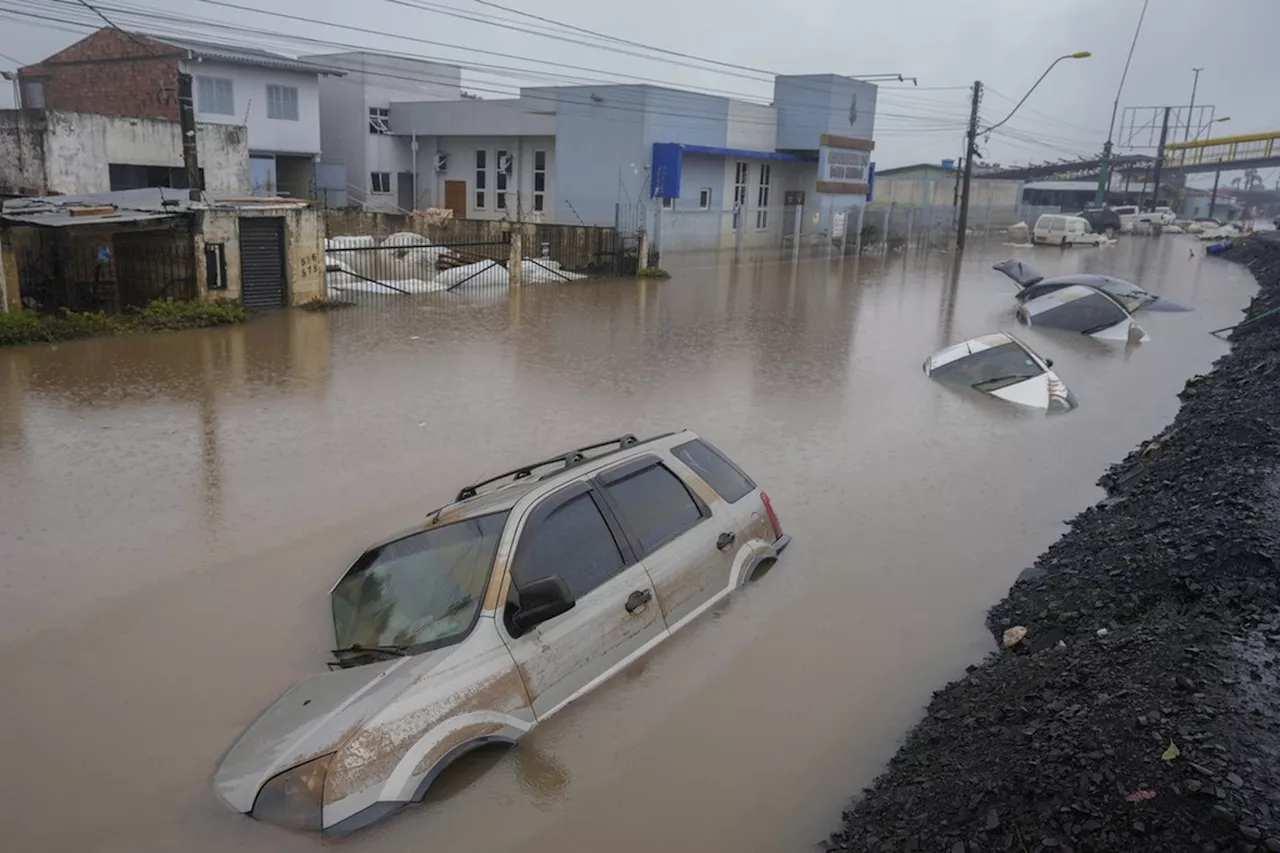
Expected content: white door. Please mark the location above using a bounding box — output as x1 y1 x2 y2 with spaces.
500 482 667 720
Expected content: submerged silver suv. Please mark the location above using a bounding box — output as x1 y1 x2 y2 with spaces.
214 430 790 834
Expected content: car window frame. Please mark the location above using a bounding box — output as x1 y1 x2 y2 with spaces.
331 510 510 656
509 480 637 602
670 438 757 504
594 454 711 559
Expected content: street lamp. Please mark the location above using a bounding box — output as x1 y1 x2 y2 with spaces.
956 51 1090 250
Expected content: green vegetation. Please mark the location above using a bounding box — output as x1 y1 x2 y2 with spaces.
635 266 672 279
0 299 251 347
299 297 355 312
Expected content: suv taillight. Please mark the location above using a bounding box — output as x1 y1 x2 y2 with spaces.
760 492 782 539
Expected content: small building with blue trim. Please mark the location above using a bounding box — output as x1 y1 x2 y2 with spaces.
387 73 877 252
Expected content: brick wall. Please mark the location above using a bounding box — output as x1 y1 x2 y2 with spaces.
20 29 180 121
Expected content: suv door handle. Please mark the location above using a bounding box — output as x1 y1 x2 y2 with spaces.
716 531 736 551
625 589 652 613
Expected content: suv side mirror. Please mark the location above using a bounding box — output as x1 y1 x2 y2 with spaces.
511 576 575 635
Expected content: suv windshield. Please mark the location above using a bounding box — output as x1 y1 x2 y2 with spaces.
931 342 1044 391
332 512 508 653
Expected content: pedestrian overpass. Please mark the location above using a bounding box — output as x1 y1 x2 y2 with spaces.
1162 130 1280 175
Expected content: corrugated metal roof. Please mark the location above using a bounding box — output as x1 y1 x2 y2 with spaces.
0 209 180 228
142 34 346 76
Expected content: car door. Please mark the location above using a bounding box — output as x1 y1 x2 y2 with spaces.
596 454 739 633
500 481 667 720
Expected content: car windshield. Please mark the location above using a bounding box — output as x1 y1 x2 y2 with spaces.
1099 280 1155 310
331 512 508 652
930 342 1044 391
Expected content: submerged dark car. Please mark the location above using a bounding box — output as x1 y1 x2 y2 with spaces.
992 259 1191 314
1074 208 1122 236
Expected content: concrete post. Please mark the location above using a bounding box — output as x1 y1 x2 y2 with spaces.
791 203 802 250
906 208 915 250
0 230 19 313
637 229 650 271
881 204 891 254
508 230 523 286
853 204 866 256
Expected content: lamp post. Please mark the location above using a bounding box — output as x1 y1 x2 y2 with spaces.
957 51 1090 250
1095 0 1150 207
1185 67 1204 142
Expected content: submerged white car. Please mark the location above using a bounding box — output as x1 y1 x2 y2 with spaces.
1016 284 1150 343
925 332 1077 410
992 259 1191 313
214 431 789 834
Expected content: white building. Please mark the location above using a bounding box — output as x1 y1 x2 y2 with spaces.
303 52 464 210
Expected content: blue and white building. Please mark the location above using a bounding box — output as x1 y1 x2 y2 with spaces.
340 73 879 251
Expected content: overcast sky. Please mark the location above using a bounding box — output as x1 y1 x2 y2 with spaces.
2 0 1278 182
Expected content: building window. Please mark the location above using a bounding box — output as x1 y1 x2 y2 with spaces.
496 149 509 210
756 163 772 229
474 149 487 209
661 197 675 210
533 149 546 212
196 76 234 115
699 187 712 210
266 85 299 121
20 79 45 109
368 107 390 135
371 172 392 194
733 162 749 207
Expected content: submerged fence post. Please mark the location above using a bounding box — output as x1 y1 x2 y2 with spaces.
637 229 650 271
508 230 523 286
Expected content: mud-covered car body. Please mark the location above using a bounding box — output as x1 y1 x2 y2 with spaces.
214 431 789 834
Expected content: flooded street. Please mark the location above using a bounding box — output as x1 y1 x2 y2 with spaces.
0 236 1257 852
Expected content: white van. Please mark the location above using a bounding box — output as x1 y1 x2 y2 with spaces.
1033 214 1104 247
1111 205 1139 232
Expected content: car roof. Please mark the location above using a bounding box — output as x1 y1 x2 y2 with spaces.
928 332 1020 369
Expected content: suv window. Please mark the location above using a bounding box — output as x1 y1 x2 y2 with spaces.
518 491 625 599
672 439 755 503
603 462 704 554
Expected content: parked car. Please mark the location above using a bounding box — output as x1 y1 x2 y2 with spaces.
991 259 1191 313
1110 205 1140 232
214 431 790 834
1074 207 1122 236
1033 214 1105 247
1136 206 1176 227
1016 283 1150 343
924 332 1077 411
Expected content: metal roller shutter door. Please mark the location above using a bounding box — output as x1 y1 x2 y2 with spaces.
239 218 285 309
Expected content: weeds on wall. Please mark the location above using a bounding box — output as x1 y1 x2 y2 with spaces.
0 299 251 346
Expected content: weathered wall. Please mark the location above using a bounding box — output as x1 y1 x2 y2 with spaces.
0 109 249 195
874 176 1021 208
195 206 323 306
19 30 180 120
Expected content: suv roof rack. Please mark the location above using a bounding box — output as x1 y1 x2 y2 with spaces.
454 431 675 502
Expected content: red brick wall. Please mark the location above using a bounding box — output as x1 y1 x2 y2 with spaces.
20 29 181 121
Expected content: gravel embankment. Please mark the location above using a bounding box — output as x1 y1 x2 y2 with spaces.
829 234 1280 853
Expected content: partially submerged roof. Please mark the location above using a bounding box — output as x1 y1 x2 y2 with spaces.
929 332 1019 369
141 34 346 76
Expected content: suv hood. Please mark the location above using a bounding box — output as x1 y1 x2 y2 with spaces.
214 657 420 813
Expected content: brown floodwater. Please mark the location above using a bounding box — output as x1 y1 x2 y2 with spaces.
0 236 1257 852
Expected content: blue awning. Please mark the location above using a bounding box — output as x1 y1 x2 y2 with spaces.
651 142 816 199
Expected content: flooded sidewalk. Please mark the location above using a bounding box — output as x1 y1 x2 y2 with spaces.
0 237 1258 852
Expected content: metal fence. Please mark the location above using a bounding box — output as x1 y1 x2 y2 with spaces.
15 222 196 313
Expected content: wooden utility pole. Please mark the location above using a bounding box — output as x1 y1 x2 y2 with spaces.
956 80 982 251
177 72 203 202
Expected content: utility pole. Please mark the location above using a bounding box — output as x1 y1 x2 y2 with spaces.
956 80 982 251
177 71 203 203
1208 168 1221 220
1186 67 1203 141
1096 0 1149 206
1149 106 1171 211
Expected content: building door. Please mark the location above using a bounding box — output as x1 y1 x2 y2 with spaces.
397 172 416 212
239 218 286 309
444 180 467 218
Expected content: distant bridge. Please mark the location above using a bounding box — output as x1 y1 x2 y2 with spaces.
1162 131 1280 174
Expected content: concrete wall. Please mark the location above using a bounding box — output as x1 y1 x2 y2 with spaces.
0 109 249 195
874 176 1021 208
189 61 322 155
774 75 878 150
194 206 324 306
726 101 778 151
0 227 20 312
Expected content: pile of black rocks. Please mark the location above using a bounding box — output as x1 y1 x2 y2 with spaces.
828 234 1280 853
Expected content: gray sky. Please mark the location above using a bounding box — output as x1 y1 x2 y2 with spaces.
3 0 1278 181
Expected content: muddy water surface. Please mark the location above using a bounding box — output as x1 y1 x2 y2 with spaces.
0 237 1256 852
